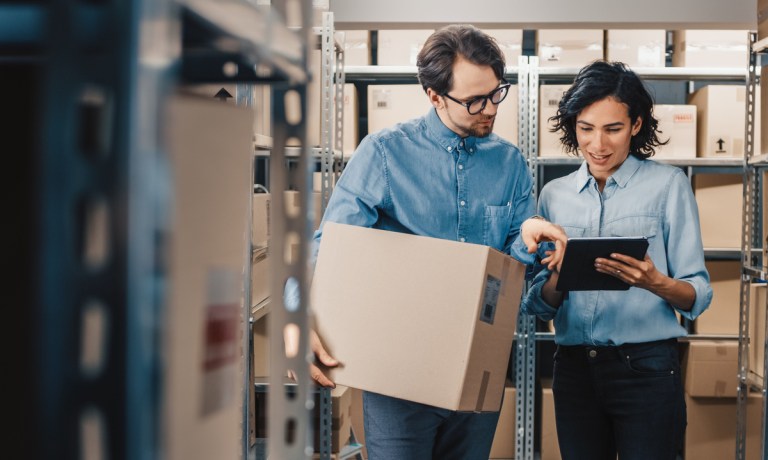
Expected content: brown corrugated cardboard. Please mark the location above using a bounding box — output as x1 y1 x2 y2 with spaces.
349 388 367 459
749 283 767 381
311 222 525 411
164 94 252 460
693 173 742 249
684 391 762 460
541 381 562 460
340 30 370 66
688 85 761 158
484 29 523 67
682 341 739 398
376 30 434 66
692 261 741 335
493 84 519 145
367 84 432 134
539 85 571 157
537 30 604 68
489 384 516 459
760 0 768 41
312 385 353 452
652 104 697 159
761 67 768 158
672 30 749 68
606 30 666 68
251 315 269 377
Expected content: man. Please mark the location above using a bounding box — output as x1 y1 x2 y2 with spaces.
309 24 567 459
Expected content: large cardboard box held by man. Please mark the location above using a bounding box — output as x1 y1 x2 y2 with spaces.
311 222 525 412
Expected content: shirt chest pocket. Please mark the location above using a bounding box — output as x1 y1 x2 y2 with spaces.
604 215 659 240
483 204 513 250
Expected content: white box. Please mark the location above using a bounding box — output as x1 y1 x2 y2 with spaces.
652 104 697 159
538 85 570 157
537 29 604 68
606 30 666 68
376 30 434 66
312 222 526 411
483 29 523 66
367 84 432 133
340 30 370 66
672 30 749 68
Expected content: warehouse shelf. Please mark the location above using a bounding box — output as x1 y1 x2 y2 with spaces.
254 134 273 150
251 297 271 323
749 153 768 166
537 66 747 81
535 332 740 341
534 157 744 167
753 37 768 54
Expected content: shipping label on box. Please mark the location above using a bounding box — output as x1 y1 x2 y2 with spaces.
311 222 525 412
367 85 432 133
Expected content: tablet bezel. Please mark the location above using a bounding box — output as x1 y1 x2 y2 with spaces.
554 236 650 292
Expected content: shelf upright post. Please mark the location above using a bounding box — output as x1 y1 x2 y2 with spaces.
333 28 347 186
736 30 762 460
514 54 537 460
266 0 316 459
319 11 336 217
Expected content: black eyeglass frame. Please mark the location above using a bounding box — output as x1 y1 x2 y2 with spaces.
441 80 512 115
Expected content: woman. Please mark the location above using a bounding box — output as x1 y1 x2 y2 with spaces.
522 60 713 460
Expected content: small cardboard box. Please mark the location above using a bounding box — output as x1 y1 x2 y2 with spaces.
606 30 666 68
692 261 741 335
484 29 524 66
693 173 742 249
652 104 697 159
376 30 434 66
760 0 768 41
537 29 604 68
489 383 516 459
672 30 749 68
340 30 370 66
684 391 762 460
367 84 432 134
311 222 525 411
682 341 739 398
538 85 571 157
688 84 761 158
540 381 562 460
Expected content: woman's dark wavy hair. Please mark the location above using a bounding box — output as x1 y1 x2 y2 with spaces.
416 24 505 95
551 60 667 159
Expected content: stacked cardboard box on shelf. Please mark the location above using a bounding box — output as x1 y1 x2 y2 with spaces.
692 261 741 335
688 84 761 158
536 30 604 68
376 30 433 65
692 173 743 249
605 30 666 68
540 380 562 460
652 104 697 159
538 85 570 157
489 383 517 460
749 283 767 381
672 30 750 68
367 84 432 134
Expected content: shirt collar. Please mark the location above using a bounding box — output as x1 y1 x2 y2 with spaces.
424 108 478 155
575 154 644 193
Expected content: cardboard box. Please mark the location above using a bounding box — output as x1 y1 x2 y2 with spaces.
672 30 749 68
494 84 519 145
179 84 271 140
367 84 432 133
749 283 767 381
693 173 742 249
484 29 523 67
761 67 768 158
538 85 571 157
652 104 697 159
537 30 604 68
164 94 252 460
251 314 269 377
606 30 666 68
489 384 516 459
692 261 741 335
760 0 768 41
541 382 562 460
312 385 353 453
682 341 739 398
689 85 761 158
376 30 434 66
311 222 526 411
349 388 367 459
340 30 370 66
684 391 762 460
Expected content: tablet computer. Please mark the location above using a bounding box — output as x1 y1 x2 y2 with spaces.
555 237 649 292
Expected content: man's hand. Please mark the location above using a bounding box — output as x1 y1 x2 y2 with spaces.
285 327 339 388
520 217 567 271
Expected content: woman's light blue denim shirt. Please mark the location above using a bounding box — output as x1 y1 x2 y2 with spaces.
521 155 713 346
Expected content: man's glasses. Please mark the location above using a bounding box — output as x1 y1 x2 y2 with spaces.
442 81 511 115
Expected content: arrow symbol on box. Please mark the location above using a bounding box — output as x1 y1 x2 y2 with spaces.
215 88 233 101
716 138 725 150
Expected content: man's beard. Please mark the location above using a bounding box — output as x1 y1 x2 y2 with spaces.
468 116 495 138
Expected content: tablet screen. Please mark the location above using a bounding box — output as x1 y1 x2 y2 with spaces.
555 237 649 292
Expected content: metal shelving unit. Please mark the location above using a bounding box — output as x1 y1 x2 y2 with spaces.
736 30 768 460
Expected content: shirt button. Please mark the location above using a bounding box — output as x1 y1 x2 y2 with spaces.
460 200 466 206
588 350 597 358
469 148 474 153
458 164 464 170
447 146 452 151
459 237 466 242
